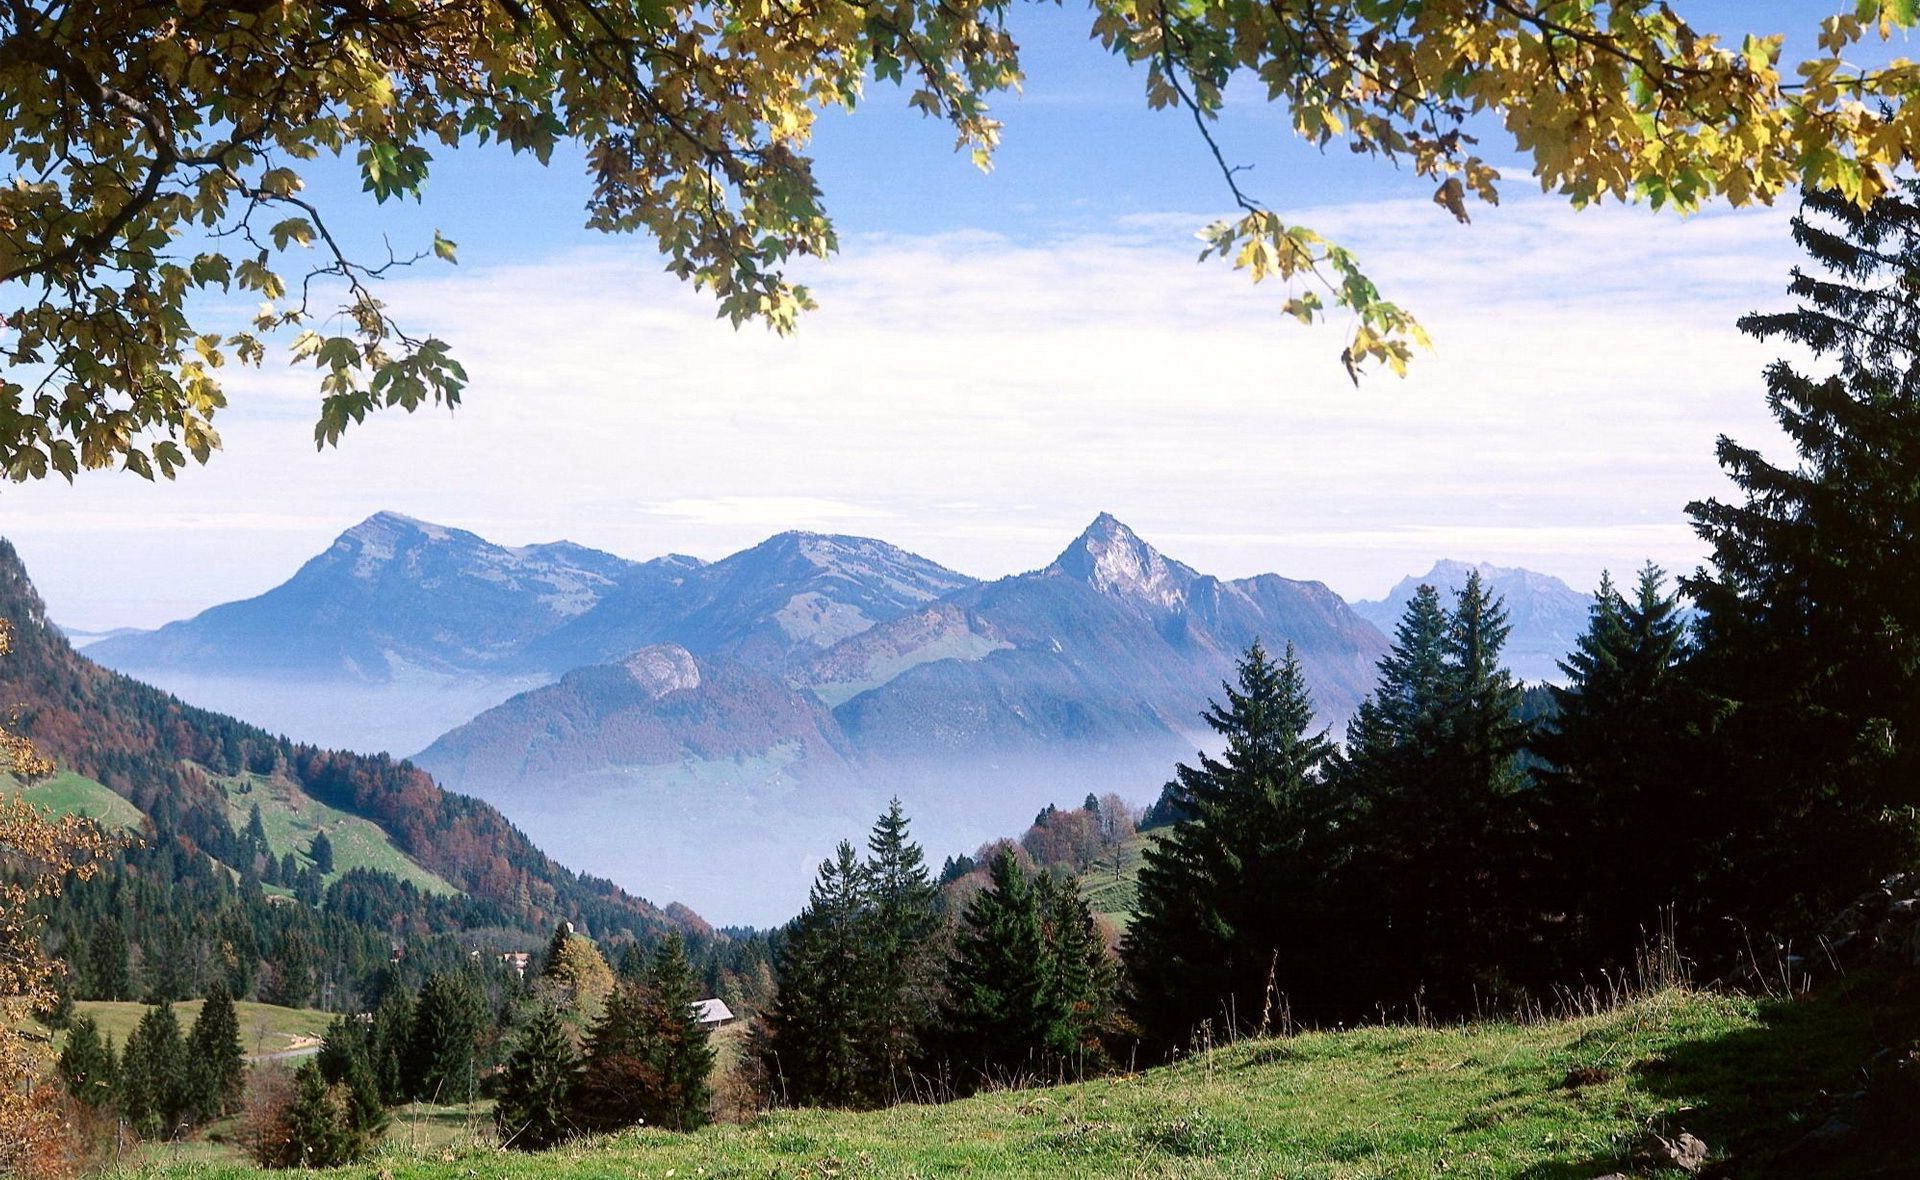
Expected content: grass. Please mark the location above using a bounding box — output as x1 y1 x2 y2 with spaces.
1 768 145 832
216 769 458 897
1076 830 1156 928
110 977 1906 1179
70 1000 336 1060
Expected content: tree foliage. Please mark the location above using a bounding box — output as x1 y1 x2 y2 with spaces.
9 3 1920 477
495 1003 578 1152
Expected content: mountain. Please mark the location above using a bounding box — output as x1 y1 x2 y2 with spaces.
518 530 977 674
0 538 686 942
1353 559 1594 683
415 515 1391 922
83 512 643 752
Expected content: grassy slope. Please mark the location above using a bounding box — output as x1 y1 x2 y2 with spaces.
1076 830 1155 928
70 1000 336 1059
118 981 1898 1179
218 770 458 897
1 768 146 831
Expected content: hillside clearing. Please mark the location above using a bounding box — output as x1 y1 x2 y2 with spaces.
114 980 1904 1179
217 770 459 896
1 769 145 832
70 1000 335 1060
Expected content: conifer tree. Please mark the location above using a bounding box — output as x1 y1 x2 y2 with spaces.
635 933 714 1132
942 846 1061 1083
403 971 486 1103
759 842 882 1107
120 1001 190 1139
188 983 247 1119
87 917 131 1002
494 1003 578 1151
1037 873 1117 1065
308 830 334 875
367 988 413 1105
570 980 655 1133
273 1061 372 1168
316 1015 389 1139
1126 642 1337 1046
864 799 939 1086
56 1014 118 1109
1535 566 1699 972
1685 181 1920 923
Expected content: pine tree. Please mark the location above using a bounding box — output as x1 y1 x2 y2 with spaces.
244 804 269 862
1126 642 1338 1046
1684 182 1920 926
941 846 1061 1084
494 1003 578 1151
403 971 486 1103
274 1061 372 1168
188 983 247 1119
570 981 656 1133
1535 566 1700 972
316 1015 389 1139
56 1014 118 1109
759 841 881 1108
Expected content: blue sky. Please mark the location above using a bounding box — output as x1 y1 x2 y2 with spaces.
1 2 1891 628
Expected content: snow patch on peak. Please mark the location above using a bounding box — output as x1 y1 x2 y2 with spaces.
1046 514 1195 609
620 644 701 698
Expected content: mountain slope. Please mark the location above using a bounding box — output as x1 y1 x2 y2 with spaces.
1355 559 1593 683
0 538 684 940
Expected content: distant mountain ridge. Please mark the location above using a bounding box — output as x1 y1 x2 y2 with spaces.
1354 559 1593 684
76 511 1610 921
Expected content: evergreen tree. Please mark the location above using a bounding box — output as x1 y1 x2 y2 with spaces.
403 971 486 1103
120 1001 190 1139
243 804 269 861
759 842 882 1107
367 988 413 1105
273 1061 373 1168
634 932 714 1132
1534 566 1700 972
570 981 656 1133
56 1014 118 1109
308 830 334 875
1684 181 1920 926
1037 873 1117 1065
942 846 1062 1084
864 798 940 1087
187 983 247 1119
265 932 315 1009
317 1016 390 1141
494 1003 579 1151
1126 642 1338 1047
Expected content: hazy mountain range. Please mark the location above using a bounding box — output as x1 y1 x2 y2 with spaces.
79 511 1599 922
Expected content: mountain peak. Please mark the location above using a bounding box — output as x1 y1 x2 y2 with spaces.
1046 515 1195 608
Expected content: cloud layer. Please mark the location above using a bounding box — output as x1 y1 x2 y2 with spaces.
3 192 1805 628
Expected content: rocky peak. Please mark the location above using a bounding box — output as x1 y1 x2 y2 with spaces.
1045 513 1196 609
619 644 701 698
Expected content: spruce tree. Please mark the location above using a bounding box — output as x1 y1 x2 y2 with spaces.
317 1015 389 1139
636 932 714 1132
941 846 1061 1084
1037 873 1116 1065
87 918 132 1002
864 798 939 1087
368 988 413 1105
308 830 334 875
274 1061 372 1168
759 842 881 1107
570 980 655 1133
57 1014 118 1109
1535 565 1700 973
1126 642 1337 1046
1684 181 1920 925
403 971 486 1103
120 1001 190 1139
494 1003 578 1150
188 983 247 1119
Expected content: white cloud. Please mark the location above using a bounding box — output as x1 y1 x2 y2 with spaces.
0 191 1805 627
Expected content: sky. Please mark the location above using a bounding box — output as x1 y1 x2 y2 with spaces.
0 2 1872 630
